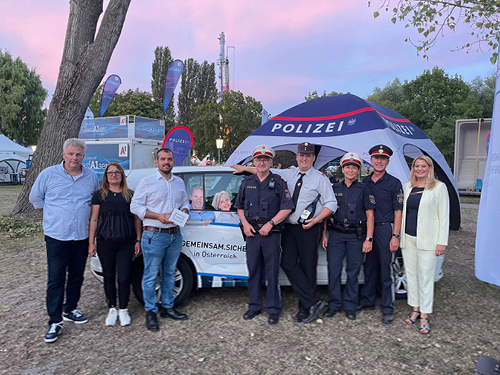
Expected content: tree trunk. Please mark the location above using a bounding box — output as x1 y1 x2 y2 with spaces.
13 0 131 217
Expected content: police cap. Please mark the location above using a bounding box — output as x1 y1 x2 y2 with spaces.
340 152 362 168
369 144 393 158
252 144 275 159
297 142 315 154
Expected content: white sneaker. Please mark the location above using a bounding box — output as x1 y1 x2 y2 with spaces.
105 308 118 326
119 308 131 326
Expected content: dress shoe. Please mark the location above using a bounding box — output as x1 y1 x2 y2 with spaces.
243 309 261 320
145 311 159 331
345 310 356 320
323 308 340 318
160 307 188 320
268 314 279 325
293 310 308 322
356 305 375 311
382 314 394 324
302 299 325 323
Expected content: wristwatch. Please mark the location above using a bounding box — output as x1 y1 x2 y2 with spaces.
392 234 401 240
268 220 275 226
365 237 373 242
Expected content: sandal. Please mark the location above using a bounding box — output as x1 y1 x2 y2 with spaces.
419 318 431 334
405 310 420 325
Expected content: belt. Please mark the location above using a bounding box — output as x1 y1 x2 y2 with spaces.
375 222 393 226
333 221 357 229
144 225 179 234
332 226 357 234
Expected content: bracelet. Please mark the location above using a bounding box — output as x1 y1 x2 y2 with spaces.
135 240 141 243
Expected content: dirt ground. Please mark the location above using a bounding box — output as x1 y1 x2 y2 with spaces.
0 186 498 375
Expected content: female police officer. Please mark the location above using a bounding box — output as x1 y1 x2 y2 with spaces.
321 152 375 320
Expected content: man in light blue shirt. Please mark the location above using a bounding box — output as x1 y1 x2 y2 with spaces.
30 138 99 343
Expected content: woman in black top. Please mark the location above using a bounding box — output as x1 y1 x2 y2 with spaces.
89 163 142 326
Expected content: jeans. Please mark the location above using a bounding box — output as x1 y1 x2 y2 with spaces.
141 230 182 312
45 236 88 325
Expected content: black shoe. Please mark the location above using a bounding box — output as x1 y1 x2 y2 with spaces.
243 309 261 320
44 322 63 343
356 305 375 311
268 314 279 325
302 300 325 323
346 310 356 320
322 308 340 318
293 310 308 322
382 314 394 324
160 307 188 320
145 311 159 331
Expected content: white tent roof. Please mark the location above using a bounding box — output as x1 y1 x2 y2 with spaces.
0 135 33 160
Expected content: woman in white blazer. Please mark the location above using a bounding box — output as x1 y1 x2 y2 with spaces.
400 155 449 334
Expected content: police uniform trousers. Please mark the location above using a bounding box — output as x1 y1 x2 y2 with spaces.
281 223 322 310
359 222 395 314
246 231 282 314
326 232 364 312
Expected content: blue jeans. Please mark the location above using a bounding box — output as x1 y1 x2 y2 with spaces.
141 230 182 312
45 236 88 324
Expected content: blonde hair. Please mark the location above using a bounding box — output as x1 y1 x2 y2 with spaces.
212 191 231 210
410 155 437 190
100 163 133 202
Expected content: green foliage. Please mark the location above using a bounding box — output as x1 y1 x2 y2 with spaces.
105 89 160 119
190 91 263 161
0 215 42 238
470 73 495 118
178 58 217 127
398 67 482 165
371 0 500 62
305 90 342 101
367 78 405 110
0 50 47 145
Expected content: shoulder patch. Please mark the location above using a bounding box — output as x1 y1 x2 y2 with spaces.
369 195 376 204
285 189 291 199
397 193 404 204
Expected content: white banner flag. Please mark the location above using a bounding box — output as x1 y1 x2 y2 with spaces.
475 46 500 286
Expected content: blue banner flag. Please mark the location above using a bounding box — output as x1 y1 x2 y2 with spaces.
100 74 121 117
163 60 184 114
475 46 500 286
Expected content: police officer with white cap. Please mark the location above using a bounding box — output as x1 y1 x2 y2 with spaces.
234 145 294 325
358 144 403 324
321 152 375 320
233 142 337 323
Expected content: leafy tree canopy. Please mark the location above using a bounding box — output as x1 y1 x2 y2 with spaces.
151 46 175 129
105 88 160 119
0 50 47 145
371 0 500 62
190 91 263 162
305 90 343 101
470 72 495 118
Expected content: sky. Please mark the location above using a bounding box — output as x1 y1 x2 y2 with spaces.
0 0 495 117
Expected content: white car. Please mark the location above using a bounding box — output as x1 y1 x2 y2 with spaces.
90 166 444 306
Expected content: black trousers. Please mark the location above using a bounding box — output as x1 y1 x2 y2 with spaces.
97 239 135 309
281 223 322 310
359 223 395 314
246 232 282 314
326 232 364 312
45 236 88 325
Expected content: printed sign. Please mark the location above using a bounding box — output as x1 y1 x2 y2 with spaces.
163 126 194 166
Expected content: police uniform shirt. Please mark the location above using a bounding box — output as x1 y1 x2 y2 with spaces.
234 173 294 223
271 166 337 224
333 180 376 224
362 172 403 223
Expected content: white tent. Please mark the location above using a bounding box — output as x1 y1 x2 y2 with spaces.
0 135 33 182
226 94 461 229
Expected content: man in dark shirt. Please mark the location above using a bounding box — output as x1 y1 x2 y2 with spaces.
358 145 403 324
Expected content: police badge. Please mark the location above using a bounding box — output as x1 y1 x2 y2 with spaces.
397 193 404 205
369 195 376 204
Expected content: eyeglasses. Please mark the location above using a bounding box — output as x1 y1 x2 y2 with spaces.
254 158 271 164
106 171 121 175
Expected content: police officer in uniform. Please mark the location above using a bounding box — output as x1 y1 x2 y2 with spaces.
358 145 403 324
321 152 375 320
234 145 294 325
232 142 337 323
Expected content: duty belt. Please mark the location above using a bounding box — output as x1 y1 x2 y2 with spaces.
332 221 357 234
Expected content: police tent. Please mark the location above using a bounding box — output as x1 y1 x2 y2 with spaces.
225 94 460 230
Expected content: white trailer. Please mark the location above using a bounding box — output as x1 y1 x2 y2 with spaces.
454 118 491 193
